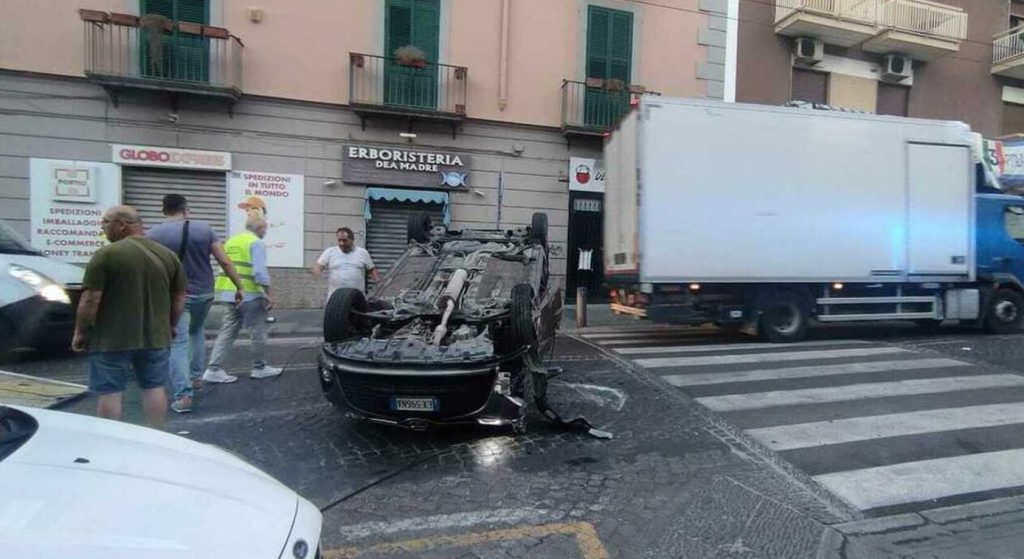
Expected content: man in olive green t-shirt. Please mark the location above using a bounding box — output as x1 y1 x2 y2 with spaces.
72 206 186 427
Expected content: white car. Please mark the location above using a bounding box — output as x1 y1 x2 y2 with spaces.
0 405 323 558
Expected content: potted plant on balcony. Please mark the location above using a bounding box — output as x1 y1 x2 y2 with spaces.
394 45 428 69
604 78 627 94
139 13 171 76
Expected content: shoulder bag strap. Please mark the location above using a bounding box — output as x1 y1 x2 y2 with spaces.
177 220 190 260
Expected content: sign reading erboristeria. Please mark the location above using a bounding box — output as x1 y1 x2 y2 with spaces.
343 144 471 189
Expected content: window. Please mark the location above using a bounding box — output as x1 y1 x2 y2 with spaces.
791 68 828 104
384 0 440 109
584 6 633 128
0 221 39 255
877 83 909 117
139 0 210 82
1003 103 1024 136
1005 206 1024 243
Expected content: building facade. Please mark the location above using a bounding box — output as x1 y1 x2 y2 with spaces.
737 0 1024 138
0 0 736 307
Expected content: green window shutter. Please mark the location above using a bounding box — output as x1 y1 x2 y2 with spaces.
585 5 632 82
412 0 440 63
141 0 207 23
386 0 413 58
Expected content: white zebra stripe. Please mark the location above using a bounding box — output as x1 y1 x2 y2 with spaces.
662 358 969 387
696 374 1024 412
615 339 869 355
749 402 1024 451
636 347 906 369
815 448 1024 510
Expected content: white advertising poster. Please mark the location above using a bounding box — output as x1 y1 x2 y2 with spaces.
29 159 122 263
227 171 304 268
569 157 606 193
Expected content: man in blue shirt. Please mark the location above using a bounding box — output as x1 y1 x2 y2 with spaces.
147 194 243 413
203 216 282 383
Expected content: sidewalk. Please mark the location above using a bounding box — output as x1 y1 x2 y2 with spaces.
203 303 650 338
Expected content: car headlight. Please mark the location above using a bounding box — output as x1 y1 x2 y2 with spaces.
8 265 71 304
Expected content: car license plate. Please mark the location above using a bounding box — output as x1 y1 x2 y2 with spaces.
390 397 439 412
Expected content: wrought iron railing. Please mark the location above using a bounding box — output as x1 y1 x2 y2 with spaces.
349 53 467 117
994 26 1024 66
775 0 966 41
79 9 243 96
561 79 646 133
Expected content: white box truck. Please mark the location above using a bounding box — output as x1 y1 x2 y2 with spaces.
603 97 1024 341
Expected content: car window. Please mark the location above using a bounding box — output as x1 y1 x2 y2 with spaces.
0 221 41 255
1006 206 1024 244
0 407 39 462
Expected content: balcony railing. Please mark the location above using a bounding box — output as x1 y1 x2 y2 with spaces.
561 79 647 135
349 53 467 120
877 0 966 40
775 0 966 40
79 9 243 101
993 26 1024 66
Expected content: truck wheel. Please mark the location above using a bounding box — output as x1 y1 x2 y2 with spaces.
758 291 808 343
323 288 367 343
530 212 548 248
510 284 537 347
407 211 432 243
984 289 1024 334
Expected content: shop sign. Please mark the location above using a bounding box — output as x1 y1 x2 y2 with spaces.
227 171 305 268
569 157 605 193
1001 140 1024 187
342 144 471 189
112 144 232 171
29 159 122 263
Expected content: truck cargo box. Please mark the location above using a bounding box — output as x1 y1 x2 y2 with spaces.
604 98 976 284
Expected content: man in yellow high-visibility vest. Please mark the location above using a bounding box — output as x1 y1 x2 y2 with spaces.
201 216 282 382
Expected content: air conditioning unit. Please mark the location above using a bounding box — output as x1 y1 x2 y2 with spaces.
793 38 824 65
881 54 912 82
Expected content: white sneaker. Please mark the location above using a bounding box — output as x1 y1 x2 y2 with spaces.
201 368 239 384
250 365 283 379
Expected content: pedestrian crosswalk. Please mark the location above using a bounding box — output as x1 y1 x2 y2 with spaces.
576 326 1024 517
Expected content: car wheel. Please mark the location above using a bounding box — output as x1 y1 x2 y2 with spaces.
758 291 808 343
984 288 1024 334
407 211 432 244
324 288 367 343
510 284 536 347
530 212 548 248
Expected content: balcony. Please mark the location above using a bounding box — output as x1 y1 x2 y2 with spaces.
79 10 243 105
774 0 966 58
775 0 879 47
561 79 646 137
862 0 967 60
348 52 467 127
993 26 1024 79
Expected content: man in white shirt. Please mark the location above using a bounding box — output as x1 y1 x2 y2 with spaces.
312 227 380 298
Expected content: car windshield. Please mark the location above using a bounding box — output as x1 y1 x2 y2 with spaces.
0 221 41 256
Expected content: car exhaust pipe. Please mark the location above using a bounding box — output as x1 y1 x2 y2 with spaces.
433 269 468 345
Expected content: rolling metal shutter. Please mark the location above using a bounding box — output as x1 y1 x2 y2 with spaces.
122 167 228 237
365 199 443 276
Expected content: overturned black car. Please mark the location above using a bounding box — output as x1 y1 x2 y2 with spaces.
318 212 562 433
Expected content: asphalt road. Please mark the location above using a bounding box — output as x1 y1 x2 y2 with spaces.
9 322 1024 557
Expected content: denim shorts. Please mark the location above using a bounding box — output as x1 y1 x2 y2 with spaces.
89 348 171 394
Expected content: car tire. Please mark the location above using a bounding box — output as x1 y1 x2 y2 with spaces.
511 284 536 347
323 288 367 343
984 288 1024 334
758 291 808 343
530 212 548 248
407 211 432 244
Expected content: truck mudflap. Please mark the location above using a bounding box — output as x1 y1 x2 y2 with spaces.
523 350 613 440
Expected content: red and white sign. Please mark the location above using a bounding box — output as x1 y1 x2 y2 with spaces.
569 157 606 193
111 144 232 171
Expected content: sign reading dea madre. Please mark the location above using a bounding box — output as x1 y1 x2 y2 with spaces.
343 144 471 189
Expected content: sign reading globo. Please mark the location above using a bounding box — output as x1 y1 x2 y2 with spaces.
112 144 232 171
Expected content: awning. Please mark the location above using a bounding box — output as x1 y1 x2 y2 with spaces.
364 187 451 225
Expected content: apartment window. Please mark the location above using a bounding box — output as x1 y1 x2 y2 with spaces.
1003 103 1024 136
384 0 441 109
877 83 909 117
140 0 210 81
791 68 828 104
583 6 633 128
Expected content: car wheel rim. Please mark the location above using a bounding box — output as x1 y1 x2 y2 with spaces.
996 300 1019 323
770 305 800 334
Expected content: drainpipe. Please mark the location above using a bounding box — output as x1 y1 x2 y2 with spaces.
498 0 511 110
